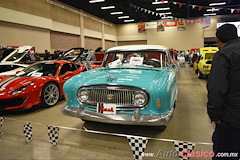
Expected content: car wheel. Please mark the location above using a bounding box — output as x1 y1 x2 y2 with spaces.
41 82 60 107
198 71 204 79
154 125 167 131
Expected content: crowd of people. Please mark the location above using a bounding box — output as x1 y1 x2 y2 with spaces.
172 49 199 67
33 49 62 61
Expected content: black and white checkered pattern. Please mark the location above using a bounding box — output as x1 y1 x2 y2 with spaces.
173 141 196 160
127 136 148 160
47 125 60 145
0 117 4 135
23 122 33 143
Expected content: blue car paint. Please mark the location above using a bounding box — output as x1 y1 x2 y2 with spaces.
63 66 177 115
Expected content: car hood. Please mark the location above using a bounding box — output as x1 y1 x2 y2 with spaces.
0 75 39 92
76 67 167 90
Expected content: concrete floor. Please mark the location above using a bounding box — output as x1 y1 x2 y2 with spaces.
0 65 215 160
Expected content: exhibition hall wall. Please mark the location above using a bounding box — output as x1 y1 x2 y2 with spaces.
0 0 218 52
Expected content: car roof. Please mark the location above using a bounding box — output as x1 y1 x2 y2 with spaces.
107 45 168 52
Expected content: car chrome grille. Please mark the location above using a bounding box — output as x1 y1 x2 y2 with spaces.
88 89 134 105
78 85 149 111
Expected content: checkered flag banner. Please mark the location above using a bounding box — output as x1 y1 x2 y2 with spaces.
0 117 4 135
47 125 60 145
173 140 196 160
23 122 33 143
127 136 148 160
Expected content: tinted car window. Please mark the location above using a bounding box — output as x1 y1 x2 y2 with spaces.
103 51 167 68
0 65 21 73
0 65 7 72
59 63 77 75
6 49 29 61
17 62 60 77
0 49 15 61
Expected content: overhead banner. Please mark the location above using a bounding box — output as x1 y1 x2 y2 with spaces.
177 19 186 31
164 20 178 27
202 17 211 30
157 21 165 31
138 22 146 33
145 22 157 29
187 18 204 24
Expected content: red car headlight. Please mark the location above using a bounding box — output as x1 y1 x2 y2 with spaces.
11 81 35 95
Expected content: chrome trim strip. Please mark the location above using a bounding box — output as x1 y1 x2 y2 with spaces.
62 105 174 126
61 105 79 117
78 108 173 126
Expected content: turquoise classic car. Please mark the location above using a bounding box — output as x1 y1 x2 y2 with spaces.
62 45 178 130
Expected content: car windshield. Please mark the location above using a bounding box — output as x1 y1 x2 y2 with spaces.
205 53 215 59
59 48 83 61
5 49 28 61
16 62 60 77
103 51 169 68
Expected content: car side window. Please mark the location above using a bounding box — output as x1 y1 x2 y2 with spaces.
59 63 76 75
9 65 19 70
166 54 171 66
0 65 17 72
71 64 78 70
0 65 6 72
75 64 81 69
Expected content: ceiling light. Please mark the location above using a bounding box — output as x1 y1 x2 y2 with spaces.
156 7 170 11
101 6 115 9
207 8 219 12
152 1 168 5
161 16 173 19
118 16 130 19
110 12 123 15
209 2 226 6
161 12 172 15
204 13 217 16
124 19 135 22
89 0 105 3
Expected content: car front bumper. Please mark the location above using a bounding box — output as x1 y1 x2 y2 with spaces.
62 105 174 126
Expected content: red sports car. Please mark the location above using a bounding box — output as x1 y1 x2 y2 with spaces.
0 60 86 110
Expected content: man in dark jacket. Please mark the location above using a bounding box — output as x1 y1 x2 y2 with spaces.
207 24 240 160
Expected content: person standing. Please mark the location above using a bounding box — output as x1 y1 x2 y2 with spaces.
44 50 51 60
52 51 59 59
207 24 240 160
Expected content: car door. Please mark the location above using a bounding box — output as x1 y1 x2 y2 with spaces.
57 63 82 91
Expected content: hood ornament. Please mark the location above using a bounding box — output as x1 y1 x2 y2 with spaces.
107 75 118 81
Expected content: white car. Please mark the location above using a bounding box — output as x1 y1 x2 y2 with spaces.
1 45 34 63
0 63 28 75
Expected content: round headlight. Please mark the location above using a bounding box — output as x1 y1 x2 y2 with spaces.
133 92 147 105
78 89 89 101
